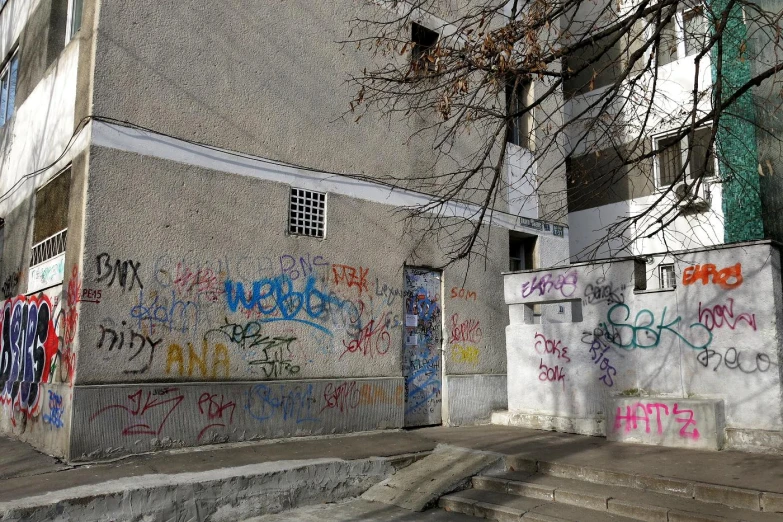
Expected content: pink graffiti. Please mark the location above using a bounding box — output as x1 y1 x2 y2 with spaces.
320 381 360 413
614 402 700 440
698 298 756 331
89 388 184 436
340 313 391 359
197 392 236 440
173 262 223 302
449 314 482 344
534 332 571 362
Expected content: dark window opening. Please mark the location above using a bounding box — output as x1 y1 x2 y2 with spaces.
506 78 532 149
657 134 682 187
411 23 439 75
509 232 537 271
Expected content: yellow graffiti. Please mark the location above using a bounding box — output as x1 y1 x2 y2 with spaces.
166 341 230 378
451 344 480 365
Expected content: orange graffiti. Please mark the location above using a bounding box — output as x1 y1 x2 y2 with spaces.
682 263 743 290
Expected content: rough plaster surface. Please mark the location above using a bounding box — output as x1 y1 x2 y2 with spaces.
69 378 404 459
503 242 783 450
0 457 394 522
444 374 507 426
362 445 502 511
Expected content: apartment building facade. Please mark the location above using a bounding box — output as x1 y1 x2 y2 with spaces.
0 0 571 460
563 0 782 288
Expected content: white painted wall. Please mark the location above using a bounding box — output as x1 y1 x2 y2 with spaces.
504 242 783 451
569 184 725 262
0 40 82 214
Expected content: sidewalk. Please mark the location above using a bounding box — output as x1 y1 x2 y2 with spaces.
1 425 782 519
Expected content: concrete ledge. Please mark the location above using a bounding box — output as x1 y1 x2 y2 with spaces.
70 378 404 460
606 398 725 450
491 410 604 436
725 428 783 455
0 457 397 522
444 374 507 427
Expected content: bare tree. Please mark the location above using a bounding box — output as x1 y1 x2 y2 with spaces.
344 0 783 264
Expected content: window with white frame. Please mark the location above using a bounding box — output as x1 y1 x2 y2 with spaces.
653 127 715 187
657 4 707 66
288 188 326 238
0 49 19 127
659 263 676 289
66 0 84 42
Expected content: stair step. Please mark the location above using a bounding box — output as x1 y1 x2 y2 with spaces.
472 473 782 522
504 457 783 512
439 489 639 522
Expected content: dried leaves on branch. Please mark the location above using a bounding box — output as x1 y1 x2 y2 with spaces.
344 0 783 263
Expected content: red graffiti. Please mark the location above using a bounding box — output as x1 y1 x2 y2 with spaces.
698 298 756 331
197 392 236 440
89 388 184 436
613 402 700 440
449 314 482 344
534 332 571 362
173 262 222 302
321 381 360 413
332 264 370 295
538 360 567 385
340 313 391 359
682 263 742 290
450 287 477 301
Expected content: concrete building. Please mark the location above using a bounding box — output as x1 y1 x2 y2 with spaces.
562 0 782 289
0 0 571 460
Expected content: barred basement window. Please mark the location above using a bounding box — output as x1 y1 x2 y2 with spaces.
288 188 326 238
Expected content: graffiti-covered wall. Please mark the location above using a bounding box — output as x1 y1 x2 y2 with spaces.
49 146 519 460
504 241 783 452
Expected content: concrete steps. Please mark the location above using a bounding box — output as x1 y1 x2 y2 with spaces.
439 458 783 522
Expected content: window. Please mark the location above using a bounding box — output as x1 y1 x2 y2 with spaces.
655 4 706 66
506 78 532 149
509 233 536 271
66 0 84 41
654 127 715 187
31 168 71 267
289 188 326 238
411 23 439 75
659 263 676 289
0 49 19 127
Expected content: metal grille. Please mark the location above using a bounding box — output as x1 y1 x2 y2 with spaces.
30 229 67 267
659 263 676 289
288 189 326 238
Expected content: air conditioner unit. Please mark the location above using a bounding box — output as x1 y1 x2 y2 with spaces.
672 180 711 211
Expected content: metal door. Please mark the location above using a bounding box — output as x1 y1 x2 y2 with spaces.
403 267 442 427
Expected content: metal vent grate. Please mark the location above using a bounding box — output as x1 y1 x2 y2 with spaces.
30 228 67 267
288 188 326 238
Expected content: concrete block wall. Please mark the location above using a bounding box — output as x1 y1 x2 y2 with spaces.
503 241 783 452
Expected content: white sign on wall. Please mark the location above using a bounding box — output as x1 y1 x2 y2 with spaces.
28 253 65 294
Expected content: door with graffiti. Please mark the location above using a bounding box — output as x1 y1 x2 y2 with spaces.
403 267 442 427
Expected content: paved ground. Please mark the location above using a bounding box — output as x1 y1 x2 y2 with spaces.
242 498 476 521
1 424 782 507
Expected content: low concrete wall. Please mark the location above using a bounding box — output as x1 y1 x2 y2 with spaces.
444 374 507 426
69 377 403 460
607 398 725 450
502 241 783 452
